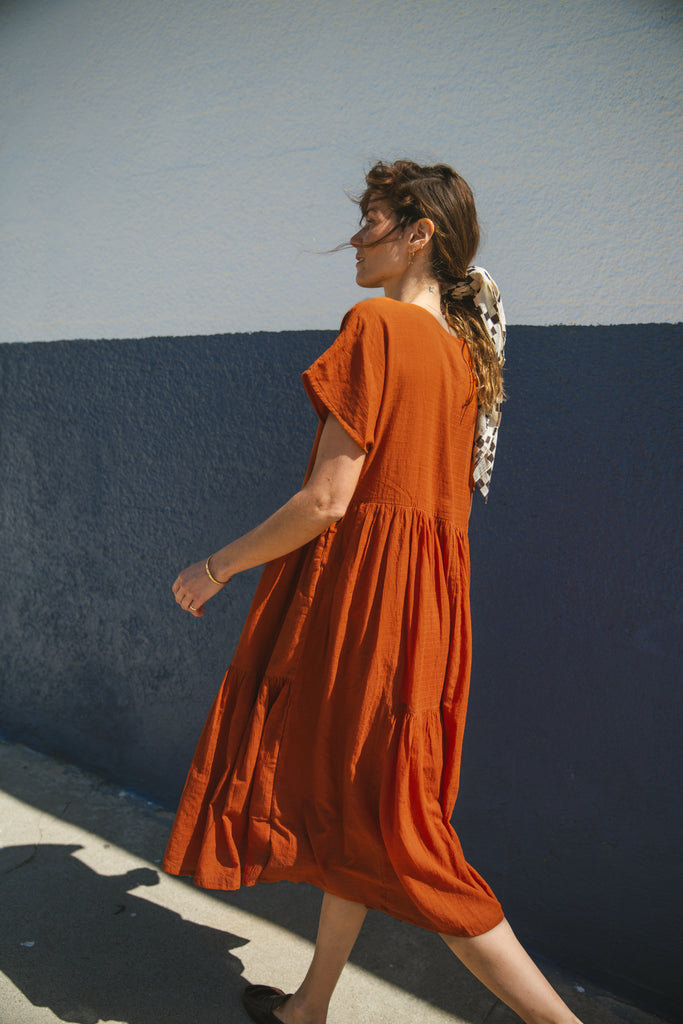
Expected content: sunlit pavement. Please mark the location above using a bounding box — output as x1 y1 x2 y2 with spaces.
0 739 670 1024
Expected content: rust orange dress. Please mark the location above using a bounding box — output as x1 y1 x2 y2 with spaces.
162 297 504 936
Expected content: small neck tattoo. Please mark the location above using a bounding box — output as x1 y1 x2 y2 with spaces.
428 285 436 293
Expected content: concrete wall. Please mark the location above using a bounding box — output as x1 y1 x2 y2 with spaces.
1 324 681 1014
1 0 681 340
2 0 682 1016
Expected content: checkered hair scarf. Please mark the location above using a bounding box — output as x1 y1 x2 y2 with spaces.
449 266 506 501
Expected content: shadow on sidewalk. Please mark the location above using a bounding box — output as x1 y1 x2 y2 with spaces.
0 744 486 1022
0 844 248 1024
0 742 672 1024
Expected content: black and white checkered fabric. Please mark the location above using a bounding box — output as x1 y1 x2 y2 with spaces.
450 266 506 501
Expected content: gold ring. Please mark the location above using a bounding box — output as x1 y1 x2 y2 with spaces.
189 605 196 611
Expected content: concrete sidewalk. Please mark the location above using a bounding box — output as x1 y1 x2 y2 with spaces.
0 739 670 1024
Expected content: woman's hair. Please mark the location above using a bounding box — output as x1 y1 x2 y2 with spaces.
358 160 503 412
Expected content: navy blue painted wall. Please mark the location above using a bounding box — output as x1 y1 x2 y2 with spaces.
0 325 681 1014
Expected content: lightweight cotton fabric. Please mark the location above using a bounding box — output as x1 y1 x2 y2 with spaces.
162 297 504 936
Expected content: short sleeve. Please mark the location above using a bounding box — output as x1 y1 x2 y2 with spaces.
302 303 386 453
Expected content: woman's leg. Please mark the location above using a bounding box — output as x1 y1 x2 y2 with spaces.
275 891 367 1024
442 918 582 1024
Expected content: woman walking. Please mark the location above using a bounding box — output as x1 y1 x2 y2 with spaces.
164 160 581 1024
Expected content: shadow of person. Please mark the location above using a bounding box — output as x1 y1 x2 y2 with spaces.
0 844 249 1024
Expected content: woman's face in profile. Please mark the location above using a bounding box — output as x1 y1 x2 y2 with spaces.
350 199 408 290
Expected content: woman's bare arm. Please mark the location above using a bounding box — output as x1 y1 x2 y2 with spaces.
172 414 366 615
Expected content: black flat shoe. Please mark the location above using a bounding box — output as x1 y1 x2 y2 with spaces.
242 983 292 1023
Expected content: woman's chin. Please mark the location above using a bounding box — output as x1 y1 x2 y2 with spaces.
355 271 380 290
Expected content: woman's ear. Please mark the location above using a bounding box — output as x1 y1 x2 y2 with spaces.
408 217 435 248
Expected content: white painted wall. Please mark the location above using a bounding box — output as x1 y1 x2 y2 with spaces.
1 0 681 341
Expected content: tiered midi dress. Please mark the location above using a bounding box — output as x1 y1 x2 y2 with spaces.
162 297 504 936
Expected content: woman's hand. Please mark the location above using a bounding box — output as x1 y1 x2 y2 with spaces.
172 558 229 617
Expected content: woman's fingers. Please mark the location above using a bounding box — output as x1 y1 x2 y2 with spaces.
172 558 226 615
172 580 197 612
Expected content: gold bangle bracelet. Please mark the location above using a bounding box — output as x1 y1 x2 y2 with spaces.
205 555 228 587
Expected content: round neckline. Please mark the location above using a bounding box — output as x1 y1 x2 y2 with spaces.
381 296 460 338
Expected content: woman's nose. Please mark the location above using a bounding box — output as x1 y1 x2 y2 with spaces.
350 230 362 248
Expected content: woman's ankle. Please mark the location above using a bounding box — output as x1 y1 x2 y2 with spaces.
274 992 327 1024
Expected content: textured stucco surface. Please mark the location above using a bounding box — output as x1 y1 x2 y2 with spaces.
1 0 682 341
0 324 681 1012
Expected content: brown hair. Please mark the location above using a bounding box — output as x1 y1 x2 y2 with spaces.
358 160 504 412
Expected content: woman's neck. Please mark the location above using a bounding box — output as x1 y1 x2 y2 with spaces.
385 272 453 332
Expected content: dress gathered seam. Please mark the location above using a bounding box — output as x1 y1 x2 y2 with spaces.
351 497 468 529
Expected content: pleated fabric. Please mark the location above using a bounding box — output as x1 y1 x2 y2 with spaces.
162 297 504 936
